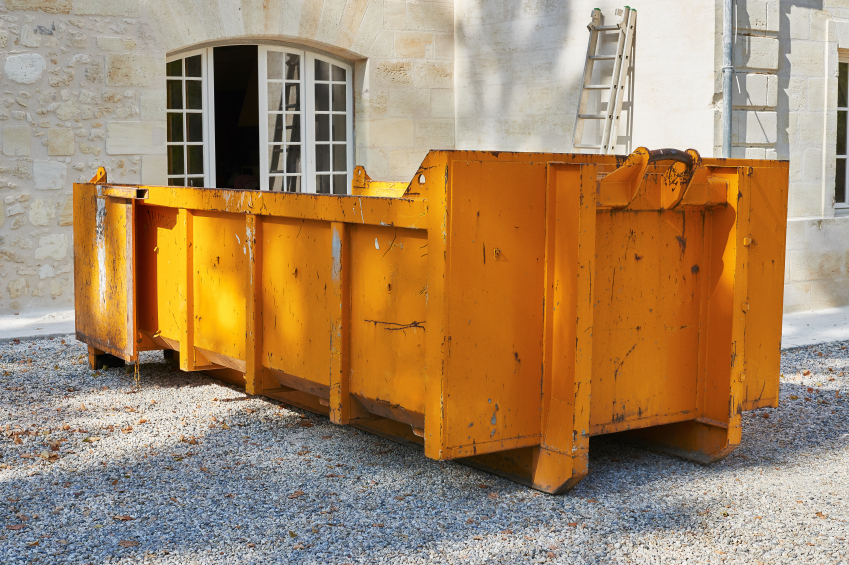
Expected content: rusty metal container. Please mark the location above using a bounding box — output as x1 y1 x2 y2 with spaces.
73 148 788 493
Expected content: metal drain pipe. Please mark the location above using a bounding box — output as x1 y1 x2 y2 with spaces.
722 0 734 158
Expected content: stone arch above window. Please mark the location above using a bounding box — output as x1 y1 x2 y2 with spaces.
144 0 373 60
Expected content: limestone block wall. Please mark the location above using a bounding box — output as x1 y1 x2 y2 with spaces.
143 0 454 182
722 0 849 312
0 0 455 315
454 0 718 155
0 0 165 315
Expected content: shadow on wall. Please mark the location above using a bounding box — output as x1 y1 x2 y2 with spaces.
454 3 635 154
733 0 824 163
775 0 824 163
774 1 836 312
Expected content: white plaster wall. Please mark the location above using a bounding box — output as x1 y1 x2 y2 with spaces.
454 0 717 155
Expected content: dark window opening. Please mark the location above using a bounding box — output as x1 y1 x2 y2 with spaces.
213 45 260 190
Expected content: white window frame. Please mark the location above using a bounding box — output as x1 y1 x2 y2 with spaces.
166 44 354 194
259 46 307 193
304 52 355 195
164 48 214 188
837 53 849 209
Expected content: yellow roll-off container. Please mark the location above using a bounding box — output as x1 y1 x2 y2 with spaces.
74 148 789 493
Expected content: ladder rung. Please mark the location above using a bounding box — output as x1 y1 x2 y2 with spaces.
574 144 602 149
578 114 606 119
589 55 617 60
593 24 622 31
583 84 611 90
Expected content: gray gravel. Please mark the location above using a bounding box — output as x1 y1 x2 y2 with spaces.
0 336 847 564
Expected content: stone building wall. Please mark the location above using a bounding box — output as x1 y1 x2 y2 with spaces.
6 0 849 316
724 0 849 312
454 1 718 156
0 0 455 315
0 0 165 315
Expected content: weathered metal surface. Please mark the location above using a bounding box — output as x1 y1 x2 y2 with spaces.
74 168 138 361
72 149 789 493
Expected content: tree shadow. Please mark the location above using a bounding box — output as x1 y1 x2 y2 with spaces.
2 336 846 563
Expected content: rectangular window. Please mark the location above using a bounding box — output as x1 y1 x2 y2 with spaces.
165 51 211 188
838 58 849 207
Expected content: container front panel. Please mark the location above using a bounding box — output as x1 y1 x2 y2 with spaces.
135 204 183 345
349 225 428 417
73 185 136 360
193 211 247 361
590 209 705 433
261 217 333 388
443 160 547 455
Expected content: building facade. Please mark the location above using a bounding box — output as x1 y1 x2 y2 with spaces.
0 0 843 314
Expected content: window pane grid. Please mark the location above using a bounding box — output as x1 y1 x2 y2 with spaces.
265 51 303 191
313 58 348 194
167 54 205 188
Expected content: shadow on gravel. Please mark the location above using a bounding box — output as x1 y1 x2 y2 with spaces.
1 340 847 564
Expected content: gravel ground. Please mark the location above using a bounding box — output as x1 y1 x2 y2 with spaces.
0 336 847 565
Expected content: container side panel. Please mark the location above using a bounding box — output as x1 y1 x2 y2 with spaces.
261 218 333 387
73 184 136 360
350 225 428 418
590 210 703 433
193 212 247 362
136 205 182 344
444 160 546 455
742 164 788 410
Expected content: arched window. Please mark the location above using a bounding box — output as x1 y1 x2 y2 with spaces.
165 44 353 194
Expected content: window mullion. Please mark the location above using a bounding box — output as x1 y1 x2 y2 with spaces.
258 46 269 192
205 48 215 188
305 51 315 194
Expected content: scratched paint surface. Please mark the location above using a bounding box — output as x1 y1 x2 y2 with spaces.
589 209 704 433
73 184 136 360
261 217 333 387
73 150 789 493
443 160 547 456
349 224 428 419
192 212 246 362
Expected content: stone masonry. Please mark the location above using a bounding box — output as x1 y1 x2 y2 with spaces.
0 0 165 314
727 0 849 312
0 0 454 315
3 0 849 315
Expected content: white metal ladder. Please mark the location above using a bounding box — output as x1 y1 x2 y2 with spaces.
572 6 637 154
